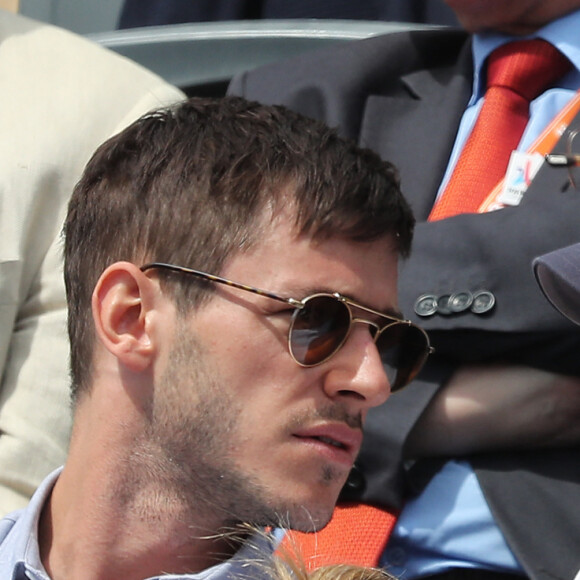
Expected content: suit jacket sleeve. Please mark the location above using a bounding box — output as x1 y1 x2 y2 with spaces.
0 10 184 515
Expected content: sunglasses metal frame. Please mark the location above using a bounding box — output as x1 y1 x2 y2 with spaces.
140 262 433 386
545 128 580 190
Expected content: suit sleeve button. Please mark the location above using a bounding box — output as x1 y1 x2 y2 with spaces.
471 290 496 314
436 294 452 315
449 291 473 312
414 294 438 317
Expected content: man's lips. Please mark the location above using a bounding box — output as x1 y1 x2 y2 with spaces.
293 423 363 465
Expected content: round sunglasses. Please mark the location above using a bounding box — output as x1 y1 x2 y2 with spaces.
141 263 433 391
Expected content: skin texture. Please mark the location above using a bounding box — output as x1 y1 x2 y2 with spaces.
406 364 580 457
39 209 399 580
444 0 580 34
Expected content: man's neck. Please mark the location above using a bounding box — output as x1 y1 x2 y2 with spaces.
39 465 243 580
37 400 244 580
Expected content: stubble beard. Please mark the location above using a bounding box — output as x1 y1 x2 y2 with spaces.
131 327 335 535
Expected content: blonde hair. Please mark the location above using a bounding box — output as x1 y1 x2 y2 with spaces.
220 524 396 580
271 557 393 580
267 531 394 580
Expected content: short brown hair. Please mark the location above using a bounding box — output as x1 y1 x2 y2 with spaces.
64 96 414 398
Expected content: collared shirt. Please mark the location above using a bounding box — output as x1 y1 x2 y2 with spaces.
382 8 580 579
439 9 580 195
0 468 281 580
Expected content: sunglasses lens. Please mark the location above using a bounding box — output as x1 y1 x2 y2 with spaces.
376 323 430 391
290 295 351 365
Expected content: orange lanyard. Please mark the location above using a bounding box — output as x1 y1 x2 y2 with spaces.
478 89 580 212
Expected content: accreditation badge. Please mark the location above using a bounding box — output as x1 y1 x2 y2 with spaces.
497 150 545 206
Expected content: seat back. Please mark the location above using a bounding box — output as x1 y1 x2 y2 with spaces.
89 20 440 96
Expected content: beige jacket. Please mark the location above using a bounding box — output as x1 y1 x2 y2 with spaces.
0 9 183 514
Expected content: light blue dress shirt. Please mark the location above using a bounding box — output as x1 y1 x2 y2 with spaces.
382 9 580 579
0 468 282 580
439 10 580 195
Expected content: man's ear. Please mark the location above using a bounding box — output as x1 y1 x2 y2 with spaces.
92 262 160 372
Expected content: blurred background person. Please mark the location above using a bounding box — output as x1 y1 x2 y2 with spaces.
0 7 183 516
118 0 458 29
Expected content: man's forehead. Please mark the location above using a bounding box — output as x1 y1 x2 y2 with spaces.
233 226 397 268
224 228 399 307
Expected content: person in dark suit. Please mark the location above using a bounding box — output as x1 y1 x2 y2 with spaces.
228 2 580 580
117 0 458 29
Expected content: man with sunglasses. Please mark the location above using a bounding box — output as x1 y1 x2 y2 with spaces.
0 96 429 579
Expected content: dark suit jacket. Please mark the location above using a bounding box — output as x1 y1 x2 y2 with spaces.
229 28 580 580
118 0 458 28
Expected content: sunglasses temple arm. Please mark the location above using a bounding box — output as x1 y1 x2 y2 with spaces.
141 262 303 309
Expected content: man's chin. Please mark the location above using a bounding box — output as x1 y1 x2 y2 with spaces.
281 502 335 533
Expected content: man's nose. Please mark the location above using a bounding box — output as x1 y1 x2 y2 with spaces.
321 324 390 410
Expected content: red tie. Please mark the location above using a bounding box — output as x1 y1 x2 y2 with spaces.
429 39 571 221
279 503 397 569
